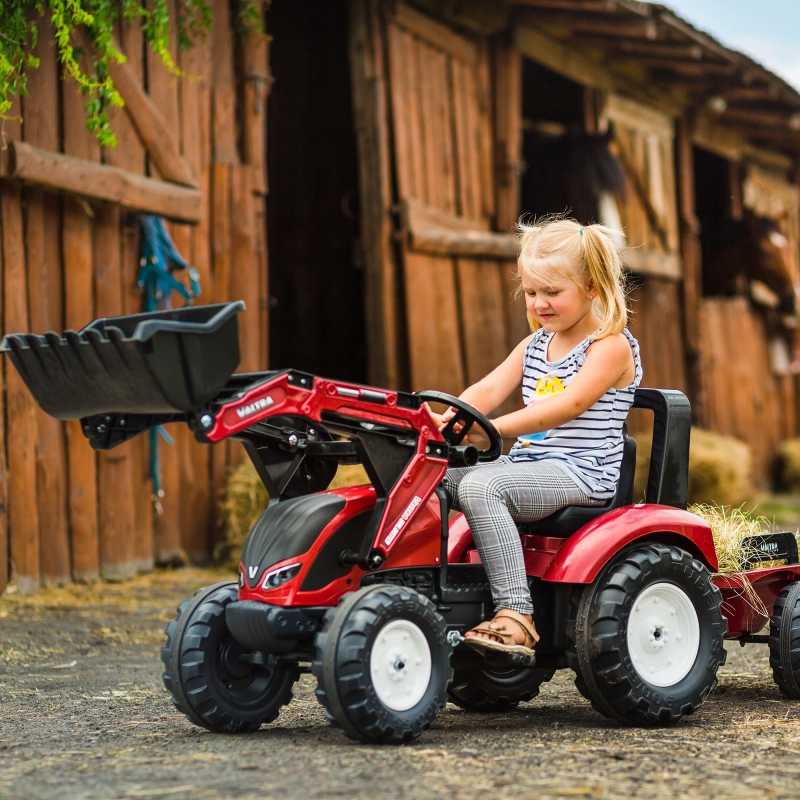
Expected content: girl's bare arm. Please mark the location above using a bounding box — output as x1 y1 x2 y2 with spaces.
492 334 632 438
455 334 533 414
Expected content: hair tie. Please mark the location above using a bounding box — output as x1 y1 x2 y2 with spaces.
579 226 585 238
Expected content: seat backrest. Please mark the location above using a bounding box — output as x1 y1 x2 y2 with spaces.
518 433 637 537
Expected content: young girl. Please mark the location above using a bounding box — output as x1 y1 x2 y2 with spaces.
435 217 642 659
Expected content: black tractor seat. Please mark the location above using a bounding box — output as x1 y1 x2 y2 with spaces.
517 434 637 537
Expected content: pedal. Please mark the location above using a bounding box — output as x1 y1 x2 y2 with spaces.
446 630 465 649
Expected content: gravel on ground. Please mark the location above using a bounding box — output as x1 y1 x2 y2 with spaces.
1 568 799 800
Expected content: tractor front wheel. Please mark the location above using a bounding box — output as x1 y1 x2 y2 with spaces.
161 581 298 732
573 543 725 724
312 585 450 743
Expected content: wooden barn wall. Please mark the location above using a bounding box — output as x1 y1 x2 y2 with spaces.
0 5 270 593
698 297 793 483
697 165 800 482
382 4 528 401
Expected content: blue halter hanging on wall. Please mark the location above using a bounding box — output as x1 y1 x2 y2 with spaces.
137 214 201 510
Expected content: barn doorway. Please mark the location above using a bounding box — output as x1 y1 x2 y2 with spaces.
520 59 587 220
266 0 365 382
693 145 736 297
519 59 626 231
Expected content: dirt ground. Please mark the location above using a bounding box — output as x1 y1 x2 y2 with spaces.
1 568 800 800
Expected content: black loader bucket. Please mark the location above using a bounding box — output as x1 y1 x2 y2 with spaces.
0 301 245 419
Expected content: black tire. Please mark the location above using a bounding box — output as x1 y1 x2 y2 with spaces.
312 585 449 743
161 581 298 732
573 543 725 725
769 581 800 698
448 649 555 712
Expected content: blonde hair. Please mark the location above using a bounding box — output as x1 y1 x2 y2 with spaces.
517 216 628 340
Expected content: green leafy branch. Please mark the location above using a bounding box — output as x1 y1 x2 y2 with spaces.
0 0 264 148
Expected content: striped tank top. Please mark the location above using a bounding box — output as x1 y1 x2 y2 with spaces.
508 327 643 501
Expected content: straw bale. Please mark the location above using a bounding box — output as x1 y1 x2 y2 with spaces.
775 438 800 492
633 427 753 506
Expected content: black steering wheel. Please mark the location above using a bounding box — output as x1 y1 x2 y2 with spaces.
415 390 502 462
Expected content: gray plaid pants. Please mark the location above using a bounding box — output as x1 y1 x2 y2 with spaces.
443 456 601 615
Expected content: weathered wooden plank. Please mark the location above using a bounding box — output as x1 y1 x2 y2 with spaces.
230 167 259 371
108 50 196 186
402 197 515 257
2 183 40 592
62 46 100 582
93 203 137 579
179 28 213 559
393 2 477 66
350 0 402 388
451 60 473 219
417 37 439 208
24 21 70 585
477 40 495 222
242 21 269 195
433 48 456 214
209 163 232 520
2 141 201 223
404 252 464 394
675 119 703 421
493 36 522 231
212 0 239 164
457 258 509 384
409 221 517 258
146 5 184 567
503 263 531 341
387 24 415 201
107 15 153 574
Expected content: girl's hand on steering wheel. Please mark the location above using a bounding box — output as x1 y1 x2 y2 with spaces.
426 404 459 432
464 427 490 449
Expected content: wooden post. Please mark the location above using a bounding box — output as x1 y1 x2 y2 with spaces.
213 0 239 165
492 33 522 233
676 117 704 423
93 203 138 579
230 167 259 371
178 23 213 561
62 47 100 582
348 0 402 388
24 19 71 585
2 97 40 592
148 2 186 565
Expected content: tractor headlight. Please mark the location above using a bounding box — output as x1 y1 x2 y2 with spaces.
261 562 301 590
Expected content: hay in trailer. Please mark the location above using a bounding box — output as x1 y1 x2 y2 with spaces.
688 504 800 619
216 460 370 569
689 504 773 574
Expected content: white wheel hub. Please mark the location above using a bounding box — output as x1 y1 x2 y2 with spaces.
626 582 700 688
369 619 432 711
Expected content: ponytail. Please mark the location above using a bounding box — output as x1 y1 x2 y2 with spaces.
581 223 628 340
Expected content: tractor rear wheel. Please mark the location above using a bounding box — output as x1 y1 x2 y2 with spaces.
573 543 725 724
769 581 800 698
448 648 554 712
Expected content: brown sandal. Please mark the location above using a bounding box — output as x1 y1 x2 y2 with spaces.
464 609 540 658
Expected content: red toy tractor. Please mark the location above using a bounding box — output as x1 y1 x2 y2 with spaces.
3 301 799 743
